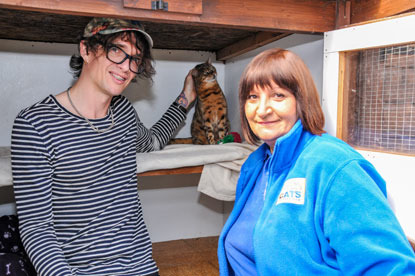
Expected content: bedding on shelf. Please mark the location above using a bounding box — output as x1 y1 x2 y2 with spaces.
137 143 258 200
0 143 258 201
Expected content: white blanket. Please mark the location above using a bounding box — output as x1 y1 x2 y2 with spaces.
137 143 257 201
0 143 258 200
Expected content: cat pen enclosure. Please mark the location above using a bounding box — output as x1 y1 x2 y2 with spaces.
323 13 415 247
0 1 414 270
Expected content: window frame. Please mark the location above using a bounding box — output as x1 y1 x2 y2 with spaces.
322 13 415 240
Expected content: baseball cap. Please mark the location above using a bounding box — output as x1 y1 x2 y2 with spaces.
83 17 153 48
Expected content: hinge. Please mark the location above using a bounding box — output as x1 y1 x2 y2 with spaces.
151 0 168 11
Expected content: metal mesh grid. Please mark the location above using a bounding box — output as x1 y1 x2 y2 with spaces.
348 43 415 154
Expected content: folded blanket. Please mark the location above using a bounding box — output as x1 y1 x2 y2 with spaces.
1 143 258 200
137 143 258 201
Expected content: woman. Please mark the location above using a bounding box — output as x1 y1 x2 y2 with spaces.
11 18 195 276
217 48 415 275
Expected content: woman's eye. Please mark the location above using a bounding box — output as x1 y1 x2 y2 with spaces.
247 94 257 100
273 93 285 99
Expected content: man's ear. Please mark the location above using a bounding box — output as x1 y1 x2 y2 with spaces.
80 41 89 63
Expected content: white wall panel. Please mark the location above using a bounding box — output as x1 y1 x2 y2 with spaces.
323 14 415 239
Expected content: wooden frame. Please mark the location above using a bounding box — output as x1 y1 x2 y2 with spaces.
0 0 336 33
336 51 358 142
336 43 415 156
138 166 203 177
324 12 415 246
0 0 413 61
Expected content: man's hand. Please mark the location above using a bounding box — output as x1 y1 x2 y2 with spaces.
175 69 196 110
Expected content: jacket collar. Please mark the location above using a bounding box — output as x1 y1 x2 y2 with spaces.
242 120 314 172
269 120 305 171
247 120 314 173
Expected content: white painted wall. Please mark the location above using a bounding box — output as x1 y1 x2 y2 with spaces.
0 34 324 242
0 40 222 146
323 14 415 239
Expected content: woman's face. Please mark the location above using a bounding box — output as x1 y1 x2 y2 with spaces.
245 82 298 151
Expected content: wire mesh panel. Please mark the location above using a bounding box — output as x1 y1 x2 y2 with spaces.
345 43 415 154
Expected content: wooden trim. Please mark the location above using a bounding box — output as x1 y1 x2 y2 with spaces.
123 0 203 15
335 0 351 29
0 0 336 33
350 0 415 25
138 165 203 176
408 236 415 252
337 51 360 143
336 52 346 139
216 32 292 61
346 11 415 29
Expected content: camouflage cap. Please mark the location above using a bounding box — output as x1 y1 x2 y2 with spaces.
83 17 153 48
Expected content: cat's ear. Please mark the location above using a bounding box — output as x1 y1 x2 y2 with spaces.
206 57 212 65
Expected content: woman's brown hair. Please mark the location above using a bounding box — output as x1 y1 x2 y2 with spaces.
239 48 325 144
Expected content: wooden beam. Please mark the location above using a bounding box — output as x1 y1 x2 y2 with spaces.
0 0 336 33
123 0 203 15
216 32 292 61
350 0 415 24
335 0 351 29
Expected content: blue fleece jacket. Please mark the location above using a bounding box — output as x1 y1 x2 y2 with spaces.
218 120 415 275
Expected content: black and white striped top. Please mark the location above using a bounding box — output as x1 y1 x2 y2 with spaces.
11 95 186 276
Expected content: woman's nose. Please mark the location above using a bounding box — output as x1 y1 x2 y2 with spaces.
256 97 271 116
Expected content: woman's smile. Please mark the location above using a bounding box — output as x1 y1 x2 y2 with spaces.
244 82 297 151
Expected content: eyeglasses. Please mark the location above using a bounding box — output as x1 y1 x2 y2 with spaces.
105 44 142 74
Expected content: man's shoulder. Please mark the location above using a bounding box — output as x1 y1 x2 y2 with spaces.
16 95 56 119
112 95 134 110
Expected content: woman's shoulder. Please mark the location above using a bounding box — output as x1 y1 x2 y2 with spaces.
302 133 364 163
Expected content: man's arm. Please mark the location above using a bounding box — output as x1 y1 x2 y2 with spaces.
136 69 197 152
12 115 74 276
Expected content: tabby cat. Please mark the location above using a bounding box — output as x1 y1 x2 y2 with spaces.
170 59 230 145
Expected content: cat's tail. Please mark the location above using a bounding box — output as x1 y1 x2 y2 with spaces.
168 138 194 145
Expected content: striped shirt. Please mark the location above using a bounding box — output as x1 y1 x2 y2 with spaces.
11 95 186 276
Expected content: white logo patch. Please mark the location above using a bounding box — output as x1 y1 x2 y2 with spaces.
276 178 306 205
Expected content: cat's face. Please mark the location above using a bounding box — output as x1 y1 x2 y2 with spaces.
192 61 217 88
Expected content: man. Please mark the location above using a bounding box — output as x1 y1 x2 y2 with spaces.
11 17 196 276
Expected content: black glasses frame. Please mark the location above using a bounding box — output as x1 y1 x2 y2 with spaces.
105 44 142 74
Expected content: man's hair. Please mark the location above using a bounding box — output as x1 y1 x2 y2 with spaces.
239 48 325 144
69 31 155 82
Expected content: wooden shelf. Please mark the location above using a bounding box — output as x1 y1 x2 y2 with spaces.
138 165 203 177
